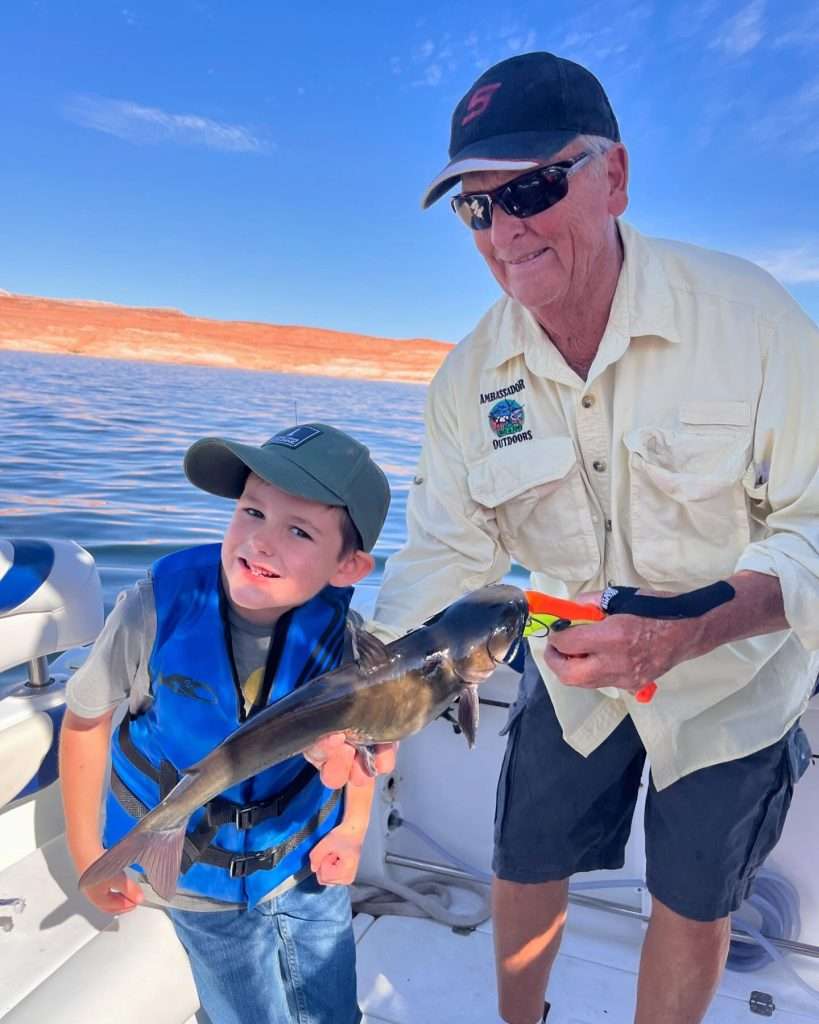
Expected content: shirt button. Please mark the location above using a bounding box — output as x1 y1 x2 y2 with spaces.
581 395 595 409
592 459 607 473
605 518 612 532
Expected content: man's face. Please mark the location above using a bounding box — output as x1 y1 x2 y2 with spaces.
221 473 354 625
461 143 628 320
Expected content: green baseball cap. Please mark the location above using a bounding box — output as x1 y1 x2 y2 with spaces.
184 423 390 552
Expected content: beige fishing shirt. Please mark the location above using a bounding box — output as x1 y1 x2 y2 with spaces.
373 221 819 790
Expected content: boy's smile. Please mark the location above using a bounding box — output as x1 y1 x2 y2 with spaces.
221 473 371 626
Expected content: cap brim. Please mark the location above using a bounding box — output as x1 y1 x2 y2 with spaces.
184 438 346 507
421 129 582 208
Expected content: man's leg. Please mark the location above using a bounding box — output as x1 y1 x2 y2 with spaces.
492 651 646 1023
635 896 730 1024
641 723 806 1024
493 877 568 1024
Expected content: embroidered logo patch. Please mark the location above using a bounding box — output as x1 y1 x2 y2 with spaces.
265 425 321 448
489 399 525 437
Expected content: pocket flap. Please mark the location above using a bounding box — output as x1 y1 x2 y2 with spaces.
467 437 577 507
680 401 751 427
623 426 749 501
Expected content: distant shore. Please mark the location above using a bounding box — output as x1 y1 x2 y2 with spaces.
0 292 453 386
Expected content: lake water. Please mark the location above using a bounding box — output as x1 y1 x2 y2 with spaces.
1 349 433 618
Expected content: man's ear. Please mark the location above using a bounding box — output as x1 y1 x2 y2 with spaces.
606 144 629 217
330 550 375 588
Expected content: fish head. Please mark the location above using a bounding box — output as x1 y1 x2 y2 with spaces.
440 584 528 684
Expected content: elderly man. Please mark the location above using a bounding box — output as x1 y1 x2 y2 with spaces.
353 51 818 1024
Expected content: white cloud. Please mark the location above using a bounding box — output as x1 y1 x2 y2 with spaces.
709 0 765 57
752 244 819 284
63 95 266 152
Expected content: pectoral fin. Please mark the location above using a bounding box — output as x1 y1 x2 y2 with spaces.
352 742 379 777
457 684 480 749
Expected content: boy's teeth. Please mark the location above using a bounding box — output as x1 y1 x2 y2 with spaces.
247 561 274 578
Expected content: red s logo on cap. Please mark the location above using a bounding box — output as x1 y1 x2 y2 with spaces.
461 82 502 126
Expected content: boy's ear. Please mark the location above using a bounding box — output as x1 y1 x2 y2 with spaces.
330 550 375 588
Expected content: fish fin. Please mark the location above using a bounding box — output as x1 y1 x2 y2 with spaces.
352 742 378 777
79 821 189 903
347 612 391 674
457 684 480 749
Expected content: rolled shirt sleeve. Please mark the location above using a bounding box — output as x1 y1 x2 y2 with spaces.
735 309 819 651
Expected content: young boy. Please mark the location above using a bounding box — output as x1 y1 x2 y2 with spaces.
60 422 391 1024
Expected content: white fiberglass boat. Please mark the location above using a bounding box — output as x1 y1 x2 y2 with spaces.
1 537 818 1023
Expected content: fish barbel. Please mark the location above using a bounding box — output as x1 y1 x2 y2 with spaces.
80 583 528 900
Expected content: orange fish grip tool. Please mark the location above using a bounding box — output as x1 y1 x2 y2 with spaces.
524 582 738 704
523 591 658 703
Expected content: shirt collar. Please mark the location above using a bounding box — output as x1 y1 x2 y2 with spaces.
484 220 681 376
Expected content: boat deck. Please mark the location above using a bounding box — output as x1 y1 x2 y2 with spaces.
356 906 819 1023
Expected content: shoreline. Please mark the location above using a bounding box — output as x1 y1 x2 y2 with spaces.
0 292 452 386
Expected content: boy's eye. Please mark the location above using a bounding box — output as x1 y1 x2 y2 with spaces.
244 507 264 519
290 526 313 541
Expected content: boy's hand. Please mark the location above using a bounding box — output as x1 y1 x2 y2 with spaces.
309 823 365 886
303 733 397 788
75 847 144 915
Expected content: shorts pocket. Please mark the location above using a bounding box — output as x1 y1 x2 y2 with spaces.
623 423 751 584
467 437 600 581
494 713 523 839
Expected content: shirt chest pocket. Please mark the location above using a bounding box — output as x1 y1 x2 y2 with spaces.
466 437 600 581
624 403 753 584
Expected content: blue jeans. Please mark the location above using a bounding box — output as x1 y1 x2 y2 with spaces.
170 875 361 1024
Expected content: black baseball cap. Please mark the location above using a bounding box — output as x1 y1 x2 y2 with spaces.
184 423 390 552
422 51 620 209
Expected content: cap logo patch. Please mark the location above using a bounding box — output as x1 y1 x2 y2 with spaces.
265 425 322 449
461 82 502 126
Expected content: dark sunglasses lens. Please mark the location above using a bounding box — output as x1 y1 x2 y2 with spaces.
500 169 569 218
452 194 492 230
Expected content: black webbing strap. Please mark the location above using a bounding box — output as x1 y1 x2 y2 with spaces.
599 581 736 619
196 787 343 879
202 762 319 831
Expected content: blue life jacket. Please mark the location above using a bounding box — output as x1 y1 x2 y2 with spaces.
105 543 351 907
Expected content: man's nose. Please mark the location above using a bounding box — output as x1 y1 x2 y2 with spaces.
489 203 526 247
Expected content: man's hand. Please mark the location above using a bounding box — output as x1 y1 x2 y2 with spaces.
303 733 397 788
544 609 689 694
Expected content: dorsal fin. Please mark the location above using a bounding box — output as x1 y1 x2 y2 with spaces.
347 611 391 674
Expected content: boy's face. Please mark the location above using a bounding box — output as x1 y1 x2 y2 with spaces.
221 473 373 625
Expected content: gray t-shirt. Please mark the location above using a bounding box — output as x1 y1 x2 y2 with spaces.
66 578 347 911
66 578 275 719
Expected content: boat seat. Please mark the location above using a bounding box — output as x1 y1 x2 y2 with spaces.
0 539 103 673
0 831 200 1024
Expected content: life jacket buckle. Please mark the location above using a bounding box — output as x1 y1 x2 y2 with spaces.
229 852 265 879
234 805 258 831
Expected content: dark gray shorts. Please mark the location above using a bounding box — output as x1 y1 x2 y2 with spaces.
493 654 809 922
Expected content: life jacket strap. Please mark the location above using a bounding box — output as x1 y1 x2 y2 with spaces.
116 715 319 830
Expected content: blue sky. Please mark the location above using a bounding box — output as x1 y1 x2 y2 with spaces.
1 0 818 343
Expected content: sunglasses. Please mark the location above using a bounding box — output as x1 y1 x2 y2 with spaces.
450 151 593 231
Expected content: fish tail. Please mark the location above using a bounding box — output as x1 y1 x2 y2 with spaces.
79 818 189 903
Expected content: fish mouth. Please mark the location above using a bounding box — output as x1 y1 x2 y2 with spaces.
240 557 280 579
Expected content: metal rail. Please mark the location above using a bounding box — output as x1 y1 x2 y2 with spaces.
385 852 819 961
